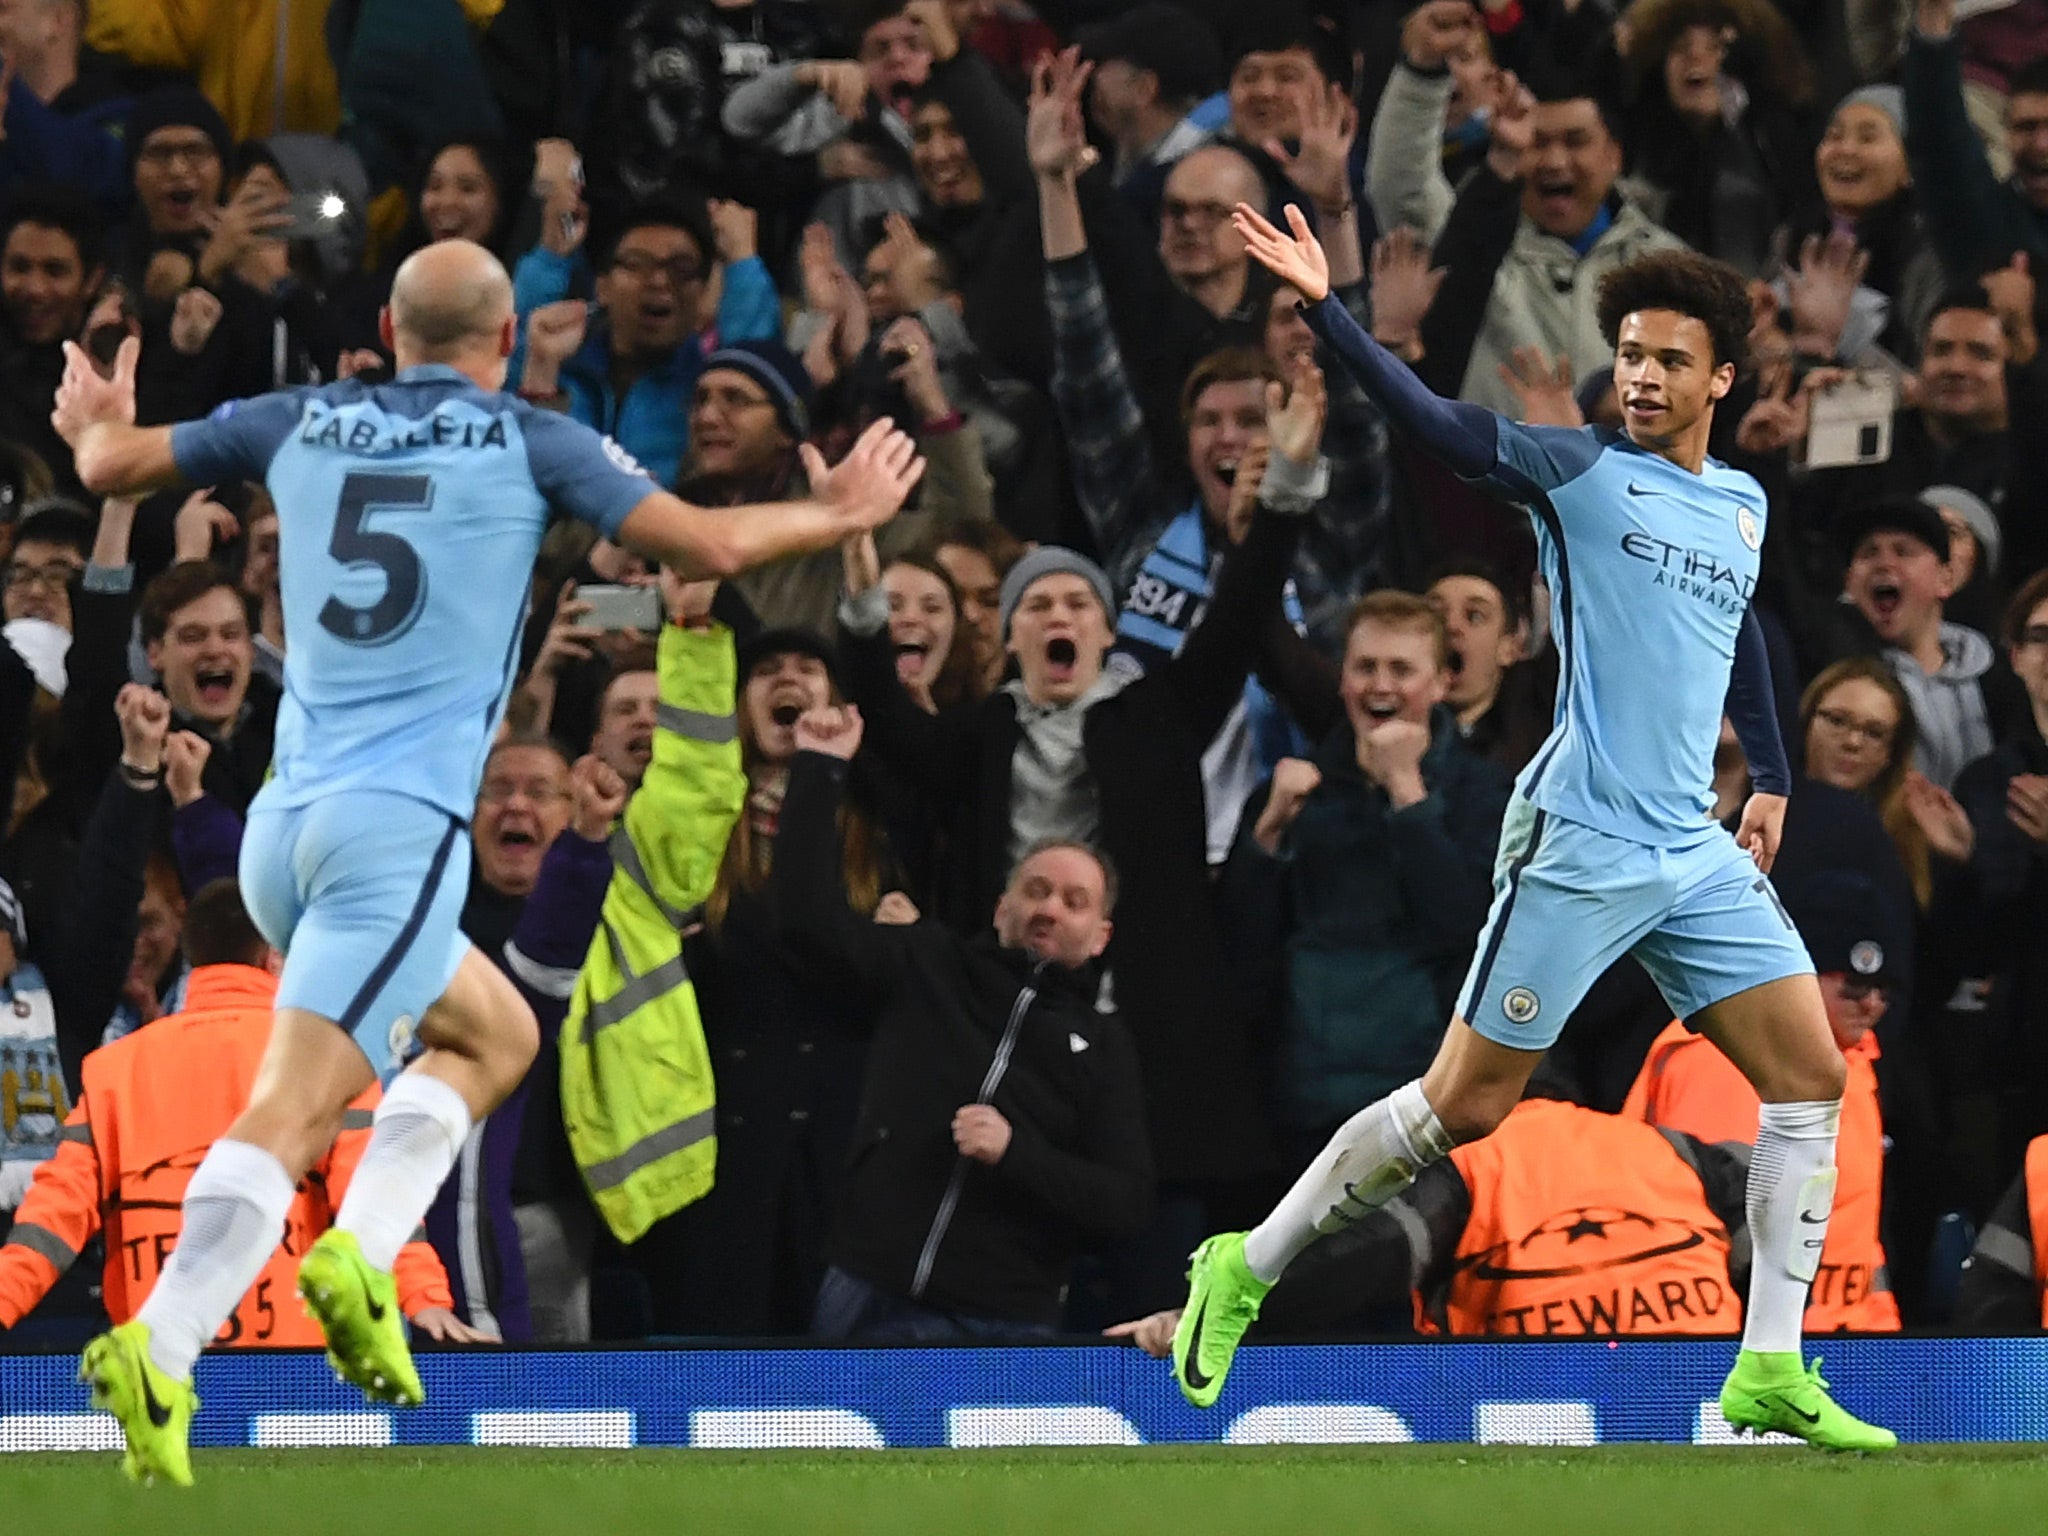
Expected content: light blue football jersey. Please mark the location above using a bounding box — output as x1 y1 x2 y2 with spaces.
172 364 658 818
1479 420 1768 847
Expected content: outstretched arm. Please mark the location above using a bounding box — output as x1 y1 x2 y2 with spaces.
613 419 926 579
1233 203 1499 480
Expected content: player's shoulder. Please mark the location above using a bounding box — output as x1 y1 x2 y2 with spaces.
204 383 318 429
1588 423 1695 474
1507 420 1610 456
1491 419 1610 492
283 374 580 472
1700 454 1768 504
515 404 656 480
181 386 319 475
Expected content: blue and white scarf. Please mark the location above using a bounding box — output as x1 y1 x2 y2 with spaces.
1113 504 1308 772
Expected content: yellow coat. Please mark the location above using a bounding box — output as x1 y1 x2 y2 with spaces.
561 622 745 1243
87 0 503 141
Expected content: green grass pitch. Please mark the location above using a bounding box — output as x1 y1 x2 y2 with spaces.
7 1445 2048 1535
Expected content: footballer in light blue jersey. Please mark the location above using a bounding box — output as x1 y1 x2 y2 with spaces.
167 368 659 1069
171 368 656 823
1165 210 1895 1452
1481 420 1770 847
1280 275 1809 1053
56 246 926 1482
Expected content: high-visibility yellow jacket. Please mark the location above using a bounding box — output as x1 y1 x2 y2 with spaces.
560 621 744 1242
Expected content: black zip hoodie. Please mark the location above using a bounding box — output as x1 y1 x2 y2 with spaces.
772 751 1154 1327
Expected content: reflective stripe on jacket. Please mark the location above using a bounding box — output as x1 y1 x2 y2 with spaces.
560 622 745 1242
0 964 451 1339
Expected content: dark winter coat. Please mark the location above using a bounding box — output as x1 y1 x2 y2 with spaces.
773 751 1153 1328
838 509 1304 1184
1226 707 1512 1136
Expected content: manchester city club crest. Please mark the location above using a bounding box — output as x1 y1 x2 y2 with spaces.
1503 988 1541 1024
1737 506 1761 551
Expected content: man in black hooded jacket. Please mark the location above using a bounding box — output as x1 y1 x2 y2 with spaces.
774 701 1153 1339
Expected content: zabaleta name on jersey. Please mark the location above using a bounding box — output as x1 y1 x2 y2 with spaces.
296 404 513 455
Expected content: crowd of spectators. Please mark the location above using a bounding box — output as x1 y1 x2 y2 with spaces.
5 0 2048 1347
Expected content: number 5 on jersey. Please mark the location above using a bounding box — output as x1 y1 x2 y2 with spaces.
319 472 434 646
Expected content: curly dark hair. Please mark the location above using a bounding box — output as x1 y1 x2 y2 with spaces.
1595 250 1754 374
1618 0 1814 110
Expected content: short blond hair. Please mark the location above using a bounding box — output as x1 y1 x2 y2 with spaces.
1344 589 1450 670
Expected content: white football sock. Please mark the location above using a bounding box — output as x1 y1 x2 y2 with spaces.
336 1072 472 1272
137 1138 297 1382
1242 1081 1452 1283
1741 1098 1840 1356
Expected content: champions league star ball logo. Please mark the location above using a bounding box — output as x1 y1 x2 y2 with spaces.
1737 507 1762 552
1458 1206 1736 1333
1469 1207 1715 1282
1503 988 1541 1025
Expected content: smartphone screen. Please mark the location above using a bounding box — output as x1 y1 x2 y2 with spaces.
577 584 661 632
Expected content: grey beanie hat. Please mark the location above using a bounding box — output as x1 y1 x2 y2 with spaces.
1921 484 2002 575
1838 85 1906 140
999 546 1116 639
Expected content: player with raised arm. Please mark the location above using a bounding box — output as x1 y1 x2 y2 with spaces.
49 240 925 1487
1170 205 1895 1452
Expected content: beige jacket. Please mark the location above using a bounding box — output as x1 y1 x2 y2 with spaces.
1457 200 1685 416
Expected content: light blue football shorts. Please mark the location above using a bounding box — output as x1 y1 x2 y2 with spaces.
1456 795 1814 1050
238 785 473 1080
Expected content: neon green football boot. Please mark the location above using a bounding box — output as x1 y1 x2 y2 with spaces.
297 1230 424 1407
1720 1351 1897 1452
1171 1232 1272 1409
78 1320 198 1487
